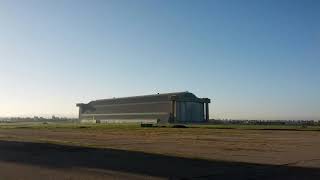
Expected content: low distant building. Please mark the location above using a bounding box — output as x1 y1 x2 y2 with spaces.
76 92 211 124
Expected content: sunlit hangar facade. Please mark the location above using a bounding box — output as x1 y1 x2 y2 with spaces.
76 92 211 123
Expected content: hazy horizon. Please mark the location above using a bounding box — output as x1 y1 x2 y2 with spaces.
0 0 319 120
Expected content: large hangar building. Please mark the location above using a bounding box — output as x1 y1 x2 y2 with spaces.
76 92 210 123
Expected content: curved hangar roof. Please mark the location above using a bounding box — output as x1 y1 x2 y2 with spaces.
77 92 210 107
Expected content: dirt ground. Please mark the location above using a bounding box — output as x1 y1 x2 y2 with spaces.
0 127 319 179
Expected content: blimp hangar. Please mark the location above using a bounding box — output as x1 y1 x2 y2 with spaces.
76 92 211 123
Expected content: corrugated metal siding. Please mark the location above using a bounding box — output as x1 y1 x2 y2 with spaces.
81 113 170 121
88 101 171 114
81 101 171 122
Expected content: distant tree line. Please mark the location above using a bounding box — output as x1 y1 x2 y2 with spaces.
0 116 77 123
209 119 320 126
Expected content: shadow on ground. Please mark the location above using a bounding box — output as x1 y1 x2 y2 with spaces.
0 140 319 179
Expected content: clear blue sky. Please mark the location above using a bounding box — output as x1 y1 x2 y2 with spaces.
0 0 319 120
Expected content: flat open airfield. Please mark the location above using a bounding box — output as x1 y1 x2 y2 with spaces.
0 123 320 179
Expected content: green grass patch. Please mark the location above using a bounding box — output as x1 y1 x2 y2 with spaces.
1 122 320 131
0 122 142 130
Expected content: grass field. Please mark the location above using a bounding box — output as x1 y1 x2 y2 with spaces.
1 121 320 131
0 122 320 179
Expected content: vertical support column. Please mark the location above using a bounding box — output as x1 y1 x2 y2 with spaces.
78 106 82 121
205 103 209 122
171 100 176 123
203 103 206 121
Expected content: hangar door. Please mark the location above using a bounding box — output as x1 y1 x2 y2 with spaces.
176 102 204 122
